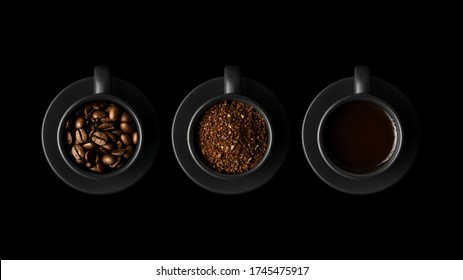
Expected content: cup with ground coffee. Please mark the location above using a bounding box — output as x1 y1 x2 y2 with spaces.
57 66 143 179
173 65 289 195
187 66 273 178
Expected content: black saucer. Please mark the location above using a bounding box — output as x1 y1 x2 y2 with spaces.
172 77 290 194
302 77 420 194
42 77 159 194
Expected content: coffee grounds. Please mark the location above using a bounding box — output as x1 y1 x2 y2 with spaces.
196 100 269 174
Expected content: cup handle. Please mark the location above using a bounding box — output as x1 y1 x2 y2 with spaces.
94 65 111 95
224 65 241 95
354 65 371 95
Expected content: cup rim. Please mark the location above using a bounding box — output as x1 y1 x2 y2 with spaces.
187 94 274 179
57 94 144 179
317 94 403 179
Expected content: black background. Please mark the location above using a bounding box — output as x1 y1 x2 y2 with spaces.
2 8 461 260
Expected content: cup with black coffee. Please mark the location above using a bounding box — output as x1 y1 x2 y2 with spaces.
58 66 143 178
318 66 403 178
187 66 273 177
302 65 419 194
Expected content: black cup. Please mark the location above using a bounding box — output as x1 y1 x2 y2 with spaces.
187 66 274 178
172 65 289 194
302 65 419 194
318 66 403 178
57 66 144 179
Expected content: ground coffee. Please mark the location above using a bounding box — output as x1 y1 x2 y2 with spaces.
196 100 269 174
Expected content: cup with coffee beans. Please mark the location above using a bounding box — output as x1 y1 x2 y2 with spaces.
58 66 143 178
188 66 273 178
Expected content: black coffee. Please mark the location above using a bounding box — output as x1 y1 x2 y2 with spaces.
322 100 397 173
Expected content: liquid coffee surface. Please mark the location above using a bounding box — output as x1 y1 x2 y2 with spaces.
322 100 397 173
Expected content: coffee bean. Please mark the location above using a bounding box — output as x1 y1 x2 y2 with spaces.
120 122 135 133
90 162 105 173
98 122 116 131
66 132 73 145
92 110 107 119
112 129 122 136
111 149 125 156
83 142 96 150
116 140 124 149
110 156 122 168
75 116 86 129
100 117 111 123
124 145 135 159
84 103 95 116
96 162 105 173
66 119 74 130
102 142 115 151
105 132 117 142
132 132 139 145
102 154 116 165
99 146 110 154
75 128 88 144
109 104 122 121
71 145 85 160
93 102 107 110
92 131 108 146
85 162 93 168
85 150 95 163
75 158 86 165
121 134 132 145
120 111 133 123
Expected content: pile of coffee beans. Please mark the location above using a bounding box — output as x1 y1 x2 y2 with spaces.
196 100 269 174
64 101 139 174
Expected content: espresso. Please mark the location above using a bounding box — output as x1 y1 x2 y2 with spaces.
322 100 397 173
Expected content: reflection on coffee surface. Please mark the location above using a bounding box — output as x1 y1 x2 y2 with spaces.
196 100 269 174
64 101 139 174
322 100 397 173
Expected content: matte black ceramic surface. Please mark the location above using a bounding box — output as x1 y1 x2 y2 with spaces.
172 77 289 195
302 77 419 194
42 77 159 194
